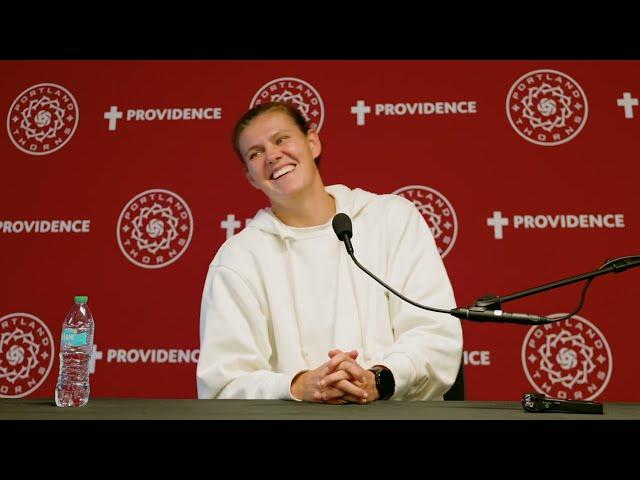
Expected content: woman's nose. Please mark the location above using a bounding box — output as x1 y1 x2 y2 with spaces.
265 144 282 164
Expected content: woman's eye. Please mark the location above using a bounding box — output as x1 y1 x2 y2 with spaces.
276 136 289 144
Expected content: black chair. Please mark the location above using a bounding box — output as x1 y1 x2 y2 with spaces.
443 363 465 400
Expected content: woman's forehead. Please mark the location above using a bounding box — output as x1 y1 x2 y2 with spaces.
239 111 299 144
248 110 297 131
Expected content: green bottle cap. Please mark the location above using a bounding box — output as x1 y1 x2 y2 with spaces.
74 295 89 304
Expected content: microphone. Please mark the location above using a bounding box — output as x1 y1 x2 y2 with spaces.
332 213 354 255
449 307 550 325
331 213 553 325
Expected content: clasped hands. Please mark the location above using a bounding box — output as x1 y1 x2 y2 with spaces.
291 349 379 404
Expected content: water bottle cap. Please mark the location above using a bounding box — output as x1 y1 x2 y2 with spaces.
74 295 89 304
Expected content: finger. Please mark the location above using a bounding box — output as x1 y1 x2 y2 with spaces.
321 386 347 401
326 352 354 373
334 360 368 382
342 394 368 404
329 349 358 358
312 389 324 402
335 379 368 399
320 370 350 387
328 349 358 360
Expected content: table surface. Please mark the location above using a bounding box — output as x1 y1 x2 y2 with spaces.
2 398 639 420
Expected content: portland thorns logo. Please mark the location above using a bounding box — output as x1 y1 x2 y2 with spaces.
250 77 325 132
506 69 588 146
117 189 194 269
392 185 458 258
6 83 79 155
522 314 612 400
0 312 55 398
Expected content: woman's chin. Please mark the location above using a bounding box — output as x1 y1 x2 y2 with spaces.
271 177 304 197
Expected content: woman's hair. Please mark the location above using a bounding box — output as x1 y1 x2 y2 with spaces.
232 101 319 166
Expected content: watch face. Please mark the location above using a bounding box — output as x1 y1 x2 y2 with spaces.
376 367 395 400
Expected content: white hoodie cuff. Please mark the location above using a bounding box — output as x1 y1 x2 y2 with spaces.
379 353 417 399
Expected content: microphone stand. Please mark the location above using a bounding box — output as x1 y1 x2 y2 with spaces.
333 213 639 325
463 256 640 320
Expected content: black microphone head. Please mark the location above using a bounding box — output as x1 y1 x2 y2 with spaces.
332 213 352 240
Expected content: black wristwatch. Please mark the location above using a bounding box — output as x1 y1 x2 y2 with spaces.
369 366 395 400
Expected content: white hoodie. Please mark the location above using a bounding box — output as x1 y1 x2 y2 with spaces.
197 184 462 400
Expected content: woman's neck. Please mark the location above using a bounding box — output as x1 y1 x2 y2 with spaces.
271 184 336 227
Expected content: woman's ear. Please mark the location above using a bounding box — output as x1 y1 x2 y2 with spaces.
307 129 322 160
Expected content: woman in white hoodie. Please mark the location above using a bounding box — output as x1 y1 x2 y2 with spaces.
197 102 462 403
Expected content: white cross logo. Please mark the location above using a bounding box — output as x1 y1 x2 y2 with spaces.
221 214 242 239
617 92 639 119
350 100 371 126
89 344 103 374
104 106 123 131
487 211 509 239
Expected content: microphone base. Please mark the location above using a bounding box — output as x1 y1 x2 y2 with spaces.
473 294 501 310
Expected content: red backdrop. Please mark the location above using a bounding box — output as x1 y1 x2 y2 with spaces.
1 60 638 401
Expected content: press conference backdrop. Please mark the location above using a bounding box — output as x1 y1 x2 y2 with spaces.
1 60 638 401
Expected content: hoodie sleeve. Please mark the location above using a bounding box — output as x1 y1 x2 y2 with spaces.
381 198 463 400
196 264 298 400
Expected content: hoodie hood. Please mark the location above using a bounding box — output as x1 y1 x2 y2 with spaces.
246 184 378 238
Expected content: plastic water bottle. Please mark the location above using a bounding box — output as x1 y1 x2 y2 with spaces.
55 295 95 407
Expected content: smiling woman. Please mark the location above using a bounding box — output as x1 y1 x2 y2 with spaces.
196 101 462 405
233 102 329 228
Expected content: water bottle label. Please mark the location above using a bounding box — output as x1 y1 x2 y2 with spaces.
62 328 88 346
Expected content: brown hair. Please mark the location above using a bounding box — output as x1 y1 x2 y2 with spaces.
232 101 320 166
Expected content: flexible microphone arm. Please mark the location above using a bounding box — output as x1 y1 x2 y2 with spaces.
473 256 640 310
347 245 561 324
451 256 640 324
332 211 640 325
347 250 451 314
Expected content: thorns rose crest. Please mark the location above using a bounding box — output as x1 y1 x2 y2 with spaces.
7 83 79 155
117 189 194 269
